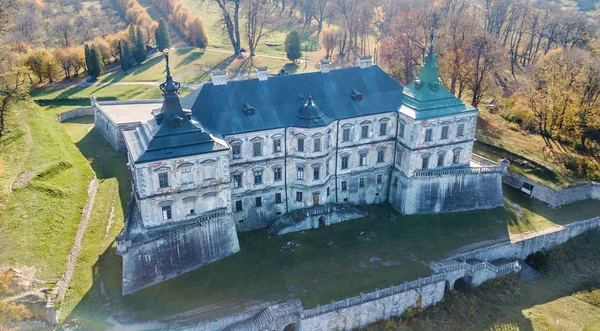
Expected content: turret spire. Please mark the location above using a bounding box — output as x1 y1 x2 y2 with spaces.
157 49 186 127
423 29 438 68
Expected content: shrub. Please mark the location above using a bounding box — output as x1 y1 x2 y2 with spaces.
526 250 549 271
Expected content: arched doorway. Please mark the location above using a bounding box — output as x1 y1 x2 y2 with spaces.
453 276 472 291
283 323 297 331
318 216 326 228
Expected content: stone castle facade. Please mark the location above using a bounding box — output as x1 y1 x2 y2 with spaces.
99 39 506 294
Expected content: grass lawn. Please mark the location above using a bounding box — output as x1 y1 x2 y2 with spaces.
0 102 94 280
365 230 600 330
137 86 193 100
31 84 153 107
0 108 30 213
97 49 231 83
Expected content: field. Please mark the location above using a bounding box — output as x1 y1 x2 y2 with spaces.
366 230 600 330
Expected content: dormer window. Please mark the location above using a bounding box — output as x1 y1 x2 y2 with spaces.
351 89 363 100
242 101 255 114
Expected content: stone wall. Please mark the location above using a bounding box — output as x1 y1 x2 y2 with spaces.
94 106 122 151
502 171 599 207
57 107 94 123
276 205 366 235
390 167 505 215
448 217 600 262
118 213 240 295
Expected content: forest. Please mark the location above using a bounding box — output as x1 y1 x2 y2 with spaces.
0 0 598 181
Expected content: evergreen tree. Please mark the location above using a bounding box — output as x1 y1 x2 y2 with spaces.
134 26 147 63
128 25 137 47
155 19 170 52
89 47 103 79
285 31 302 64
123 41 133 68
119 41 128 71
84 44 93 74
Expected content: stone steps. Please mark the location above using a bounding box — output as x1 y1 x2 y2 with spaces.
518 262 542 282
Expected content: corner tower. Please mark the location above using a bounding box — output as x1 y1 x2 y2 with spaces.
389 31 507 215
117 50 240 295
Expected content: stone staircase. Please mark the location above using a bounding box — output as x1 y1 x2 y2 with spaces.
267 204 365 236
518 261 542 282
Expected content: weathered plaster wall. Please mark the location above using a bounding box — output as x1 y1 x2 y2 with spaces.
57 107 94 123
119 215 240 295
503 171 599 207
389 169 504 215
277 206 366 235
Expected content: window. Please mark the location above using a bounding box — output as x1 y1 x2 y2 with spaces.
441 125 449 139
422 155 430 169
396 150 403 166
425 128 433 142
201 162 215 180
359 177 365 187
180 166 192 183
453 150 461 164
361 125 369 138
162 205 172 221
273 168 282 181
313 166 320 180
380 122 387 136
343 128 351 142
325 160 330 176
185 199 195 215
233 174 242 188
377 150 385 163
254 170 263 185
235 200 243 212
255 197 262 207
298 138 304 152
275 192 282 204
313 138 321 152
273 138 282 153
437 152 446 167
399 122 405 139
327 187 330 196
392 177 398 185
376 174 382 183
253 141 262 156
359 153 367 166
296 191 303 202
457 123 465 137
341 181 348 191
158 172 169 188
326 134 331 148
297 166 304 180
232 143 241 159
341 155 349 170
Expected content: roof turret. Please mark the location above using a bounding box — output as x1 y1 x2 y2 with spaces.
399 30 477 120
294 92 332 127
157 49 187 128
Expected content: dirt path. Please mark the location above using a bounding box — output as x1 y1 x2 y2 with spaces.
47 177 99 317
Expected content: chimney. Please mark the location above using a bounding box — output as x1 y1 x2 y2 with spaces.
320 60 331 73
211 71 227 86
358 56 372 69
256 67 268 81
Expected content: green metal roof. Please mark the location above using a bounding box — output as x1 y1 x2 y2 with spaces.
399 32 478 120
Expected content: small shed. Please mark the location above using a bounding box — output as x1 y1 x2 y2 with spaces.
486 98 499 112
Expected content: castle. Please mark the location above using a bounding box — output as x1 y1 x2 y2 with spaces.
93 37 507 294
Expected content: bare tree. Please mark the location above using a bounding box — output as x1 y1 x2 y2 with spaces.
50 16 76 47
208 0 242 54
466 33 502 107
246 0 274 56
0 67 31 137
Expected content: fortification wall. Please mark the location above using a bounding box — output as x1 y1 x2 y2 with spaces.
93 107 121 151
277 206 366 235
449 217 600 262
502 171 599 207
57 107 94 123
391 169 504 215
300 280 445 331
119 215 240 295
